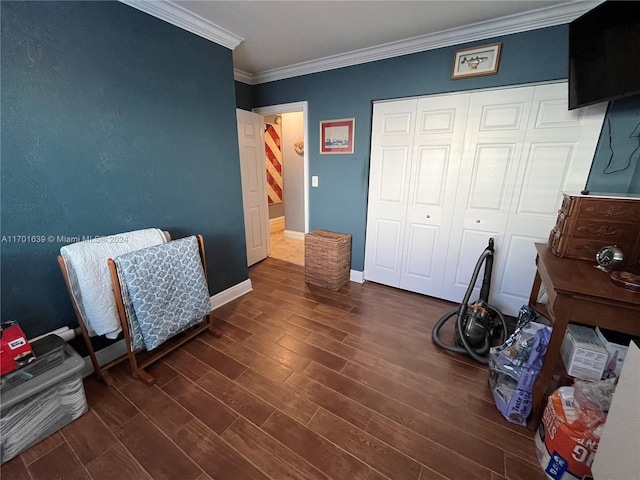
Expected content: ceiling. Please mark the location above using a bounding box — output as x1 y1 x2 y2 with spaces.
123 0 601 84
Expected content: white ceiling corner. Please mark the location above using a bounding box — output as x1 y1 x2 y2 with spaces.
119 0 244 50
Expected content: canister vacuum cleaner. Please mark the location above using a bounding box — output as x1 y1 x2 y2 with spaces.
431 238 508 364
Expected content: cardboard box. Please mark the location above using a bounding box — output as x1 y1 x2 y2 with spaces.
595 327 633 378
560 324 608 381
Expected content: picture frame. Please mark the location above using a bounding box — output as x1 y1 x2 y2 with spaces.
451 42 502 80
320 118 355 154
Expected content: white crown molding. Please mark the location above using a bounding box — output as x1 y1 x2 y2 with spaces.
119 0 598 85
234 68 253 85
119 0 244 50
247 0 599 85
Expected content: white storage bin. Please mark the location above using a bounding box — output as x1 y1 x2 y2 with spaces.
0 343 87 464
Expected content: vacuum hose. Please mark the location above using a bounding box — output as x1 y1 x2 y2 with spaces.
431 240 507 364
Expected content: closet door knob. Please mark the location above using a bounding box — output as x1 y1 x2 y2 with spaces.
476 219 481 223
426 215 431 219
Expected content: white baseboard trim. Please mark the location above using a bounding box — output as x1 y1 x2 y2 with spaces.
350 270 364 284
210 278 253 310
80 278 254 376
81 339 127 377
284 230 305 241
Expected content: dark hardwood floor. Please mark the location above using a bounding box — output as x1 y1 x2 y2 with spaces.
2 257 546 480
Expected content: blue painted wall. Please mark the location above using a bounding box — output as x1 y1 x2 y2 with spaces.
1 1 248 337
253 25 640 272
585 95 640 193
235 81 254 111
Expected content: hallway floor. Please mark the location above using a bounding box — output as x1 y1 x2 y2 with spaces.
269 217 304 266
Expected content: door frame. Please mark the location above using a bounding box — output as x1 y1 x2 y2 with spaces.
253 101 309 234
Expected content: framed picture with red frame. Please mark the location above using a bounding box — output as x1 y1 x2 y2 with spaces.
320 118 355 154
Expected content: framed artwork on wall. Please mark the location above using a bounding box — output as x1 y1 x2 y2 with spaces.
320 118 355 154
451 42 502 79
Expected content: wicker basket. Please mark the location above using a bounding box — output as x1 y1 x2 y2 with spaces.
305 230 351 291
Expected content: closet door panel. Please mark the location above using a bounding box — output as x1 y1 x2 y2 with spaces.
366 147 411 285
449 228 500 294
413 146 449 206
517 85 602 196
493 83 607 315
516 143 575 214
492 142 575 311
378 147 411 203
365 100 417 286
399 94 470 296
442 86 535 304
370 218 403 270
496 233 543 298
467 144 516 211
399 147 446 289
479 103 526 130
403 223 439 281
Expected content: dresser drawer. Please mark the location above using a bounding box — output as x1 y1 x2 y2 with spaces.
563 238 637 262
572 219 640 243
550 195 640 264
578 199 640 223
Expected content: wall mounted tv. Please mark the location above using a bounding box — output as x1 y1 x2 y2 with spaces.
569 1 640 110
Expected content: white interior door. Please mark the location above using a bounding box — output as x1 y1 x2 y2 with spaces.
398 94 470 297
365 99 417 287
237 108 269 266
365 94 471 297
492 84 607 314
441 86 535 305
441 83 606 314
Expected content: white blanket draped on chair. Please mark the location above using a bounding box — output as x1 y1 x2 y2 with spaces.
60 228 167 339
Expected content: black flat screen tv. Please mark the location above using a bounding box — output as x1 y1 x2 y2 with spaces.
568 1 640 110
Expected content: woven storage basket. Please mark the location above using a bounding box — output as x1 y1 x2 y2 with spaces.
305 230 351 291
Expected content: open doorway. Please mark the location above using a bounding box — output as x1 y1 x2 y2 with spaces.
254 102 308 266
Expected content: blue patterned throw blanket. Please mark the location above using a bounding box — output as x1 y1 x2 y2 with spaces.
114 236 211 351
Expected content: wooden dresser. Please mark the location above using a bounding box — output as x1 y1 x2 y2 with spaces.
527 244 640 430
549 193 640 266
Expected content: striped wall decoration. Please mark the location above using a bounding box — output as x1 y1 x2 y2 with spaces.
265 124 283 204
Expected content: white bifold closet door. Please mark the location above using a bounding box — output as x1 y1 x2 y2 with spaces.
365 83 607 316
365 93 470 298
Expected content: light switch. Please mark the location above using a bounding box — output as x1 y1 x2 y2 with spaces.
312 176 319 187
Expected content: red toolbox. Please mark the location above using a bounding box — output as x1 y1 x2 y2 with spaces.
0 322 35 376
